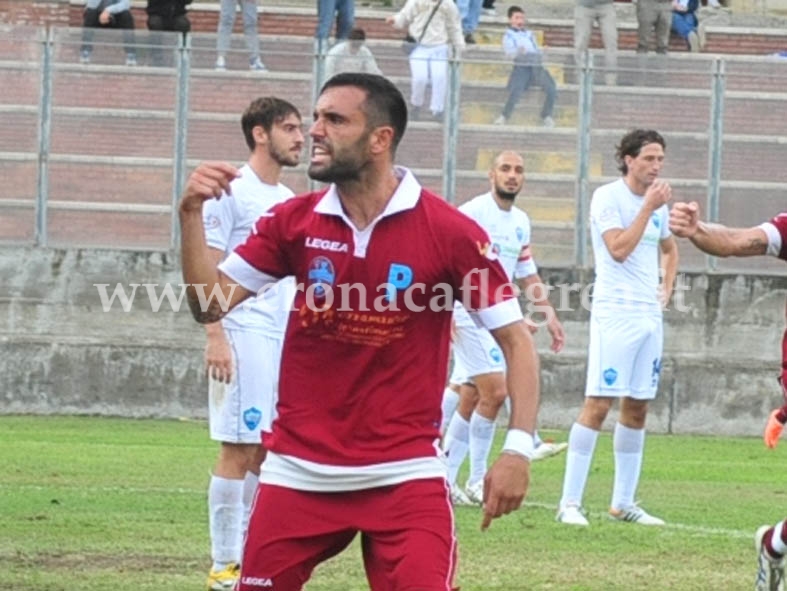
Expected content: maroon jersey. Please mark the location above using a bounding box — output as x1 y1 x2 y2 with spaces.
220 170 522 490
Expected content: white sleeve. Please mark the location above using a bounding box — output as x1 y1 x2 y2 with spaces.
590 188 623 235
203 195 234 252
658 204 672 239
759 222 784 258
514 214 537 279
470 298 524 330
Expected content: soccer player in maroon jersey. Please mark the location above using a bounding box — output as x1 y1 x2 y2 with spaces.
178 73 541 590
670 202 787 591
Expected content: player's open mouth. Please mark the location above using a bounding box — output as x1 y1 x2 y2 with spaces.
311 146 330 164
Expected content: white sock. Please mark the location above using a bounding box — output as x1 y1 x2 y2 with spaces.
440 387 460 435
559 422 599 508
241 470 259 539
209 475 244 569
611 422 645 511
444 414 470 486
468 411 496 485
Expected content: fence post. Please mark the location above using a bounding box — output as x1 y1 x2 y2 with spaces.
308 37 328 193
574 51 593 268
705 58 725 272
442 48 461 204
170 33 191 251
35 27 54 247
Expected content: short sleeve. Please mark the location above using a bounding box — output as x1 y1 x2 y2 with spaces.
590 188 623 235
658 205 671 240
203 195 234 252
447 216 523 330
760 212 787 261
219 203 292 294
514 214 538 279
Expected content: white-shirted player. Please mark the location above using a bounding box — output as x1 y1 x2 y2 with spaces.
202 97 304 591
442 150 566 505
557 129 678 527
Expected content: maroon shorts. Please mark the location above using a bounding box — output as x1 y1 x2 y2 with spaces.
237 477 457 591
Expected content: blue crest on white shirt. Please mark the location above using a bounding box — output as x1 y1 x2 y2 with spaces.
652 213 661 228
243 407 262 431
516 227 524 242
603 368 618 386
489 347 503 364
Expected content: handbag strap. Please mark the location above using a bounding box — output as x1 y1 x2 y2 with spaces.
417 0 444 44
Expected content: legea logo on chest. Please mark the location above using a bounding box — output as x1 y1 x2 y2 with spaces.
305 236 349 253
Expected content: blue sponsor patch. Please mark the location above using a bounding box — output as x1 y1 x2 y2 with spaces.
243 407 262 431
603 368 618 386
490 347 503 364
307 256 335 298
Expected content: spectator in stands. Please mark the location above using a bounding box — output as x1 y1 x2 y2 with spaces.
494 6 557 128
457 0 483 43
215 0 265 71
316 0 355 42
146 0 191 34
324 28 382 80
80 0 137 66
574 0 617 85
637 0 672 53
386 0 465 122
671 0 706 52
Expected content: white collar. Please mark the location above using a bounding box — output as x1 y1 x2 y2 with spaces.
313 166 422 223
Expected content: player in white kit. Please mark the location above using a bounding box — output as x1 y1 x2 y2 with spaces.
442 150 565 505
202 97 304 590
557 129 678 527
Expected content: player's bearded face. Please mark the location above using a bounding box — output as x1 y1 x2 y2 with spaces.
492 165 524 201
308 131 372 183
268 118 304 167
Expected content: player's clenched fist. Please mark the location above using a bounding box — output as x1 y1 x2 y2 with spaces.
669 201 700 238
179 162 240 214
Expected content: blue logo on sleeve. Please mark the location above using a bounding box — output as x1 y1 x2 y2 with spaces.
243 407 262 431
489 347 503 364
385 263 413 302
603 368 618 386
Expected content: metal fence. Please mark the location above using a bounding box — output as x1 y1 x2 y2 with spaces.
2 24 787 273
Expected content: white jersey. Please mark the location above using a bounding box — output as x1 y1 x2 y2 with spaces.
589 179 670 315
454 192 537 327
203 164 296 334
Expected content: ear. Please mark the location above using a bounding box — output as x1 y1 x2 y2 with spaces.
488 168 495 183
252 125 268 148
368 125 395 156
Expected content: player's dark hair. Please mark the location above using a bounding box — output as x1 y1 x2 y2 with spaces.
616 129 666 174
348 28 366 41
320 73 407 152
508 5 524 18
241 97 301 152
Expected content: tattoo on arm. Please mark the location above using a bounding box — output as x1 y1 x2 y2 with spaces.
745 235 767 255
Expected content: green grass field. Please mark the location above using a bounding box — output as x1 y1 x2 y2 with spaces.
1 415 785 590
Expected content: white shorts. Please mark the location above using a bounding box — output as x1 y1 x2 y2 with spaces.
209 328 283 444
448 351 469 386
452 323 506 379
585 312 663 400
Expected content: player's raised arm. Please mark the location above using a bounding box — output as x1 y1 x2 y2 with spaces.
179 161 252 323
669 201 769 258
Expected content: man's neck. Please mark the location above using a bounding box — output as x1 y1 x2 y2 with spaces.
336 167 401 231
492 191 514 211
622 175 647 197
247 153 282 186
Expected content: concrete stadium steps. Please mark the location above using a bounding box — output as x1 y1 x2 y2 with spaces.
461 61 565 85
460 101 577 126
0 111 38 153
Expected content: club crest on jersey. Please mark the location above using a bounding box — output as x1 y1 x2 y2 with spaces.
489 347 503 364
305 236 349 253
476 241 499 261
307 256 335 298
651 213 661 228
204 214 221 229
516 227 524 242
603 368 618 386
243 407 262 431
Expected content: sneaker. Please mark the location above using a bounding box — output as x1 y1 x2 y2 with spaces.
556 504 589 526
609 504 665 526
215 55 226 71
482 7 497 15
493 115 507 125
756 525 785 591
125 54 137 66
532 441 568 462
249 57 267 71
450 484 474 506
542 116 556 128
79 49 91 64
464 33 476 44
464 479 484 505
206 563 240 591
